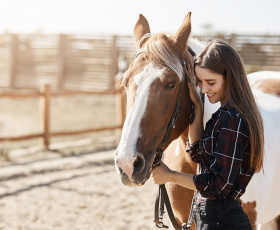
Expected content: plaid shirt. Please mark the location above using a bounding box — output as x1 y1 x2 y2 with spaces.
188 104 255 200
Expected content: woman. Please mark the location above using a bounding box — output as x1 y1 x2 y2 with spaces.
151 40 264 230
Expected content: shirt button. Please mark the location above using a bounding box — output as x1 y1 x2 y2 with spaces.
217 222 220 225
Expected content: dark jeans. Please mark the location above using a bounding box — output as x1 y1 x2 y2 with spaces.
193 198 252 230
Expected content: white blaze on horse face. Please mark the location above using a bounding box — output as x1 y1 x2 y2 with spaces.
116 63 166 180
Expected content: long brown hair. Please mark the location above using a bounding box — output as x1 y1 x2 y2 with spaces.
195 40 264 172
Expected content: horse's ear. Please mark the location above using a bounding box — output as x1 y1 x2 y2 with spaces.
134 14 150 49
172 12 192 55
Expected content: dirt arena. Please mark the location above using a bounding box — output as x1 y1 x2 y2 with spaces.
0 149 161 230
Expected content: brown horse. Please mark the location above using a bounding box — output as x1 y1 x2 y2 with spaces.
248 71 280 98
255 79 280 97
114 13 280 230
114 12 196 228
252 78 280 97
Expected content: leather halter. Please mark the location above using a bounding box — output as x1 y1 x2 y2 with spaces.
151 55 194 168
135 49 194 161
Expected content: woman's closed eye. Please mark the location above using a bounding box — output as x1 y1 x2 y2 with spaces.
196 78 202 84
208 82 216 86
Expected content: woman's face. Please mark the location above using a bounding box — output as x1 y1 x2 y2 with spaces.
195 66 227 105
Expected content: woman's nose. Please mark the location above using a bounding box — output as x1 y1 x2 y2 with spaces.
200 83 208 94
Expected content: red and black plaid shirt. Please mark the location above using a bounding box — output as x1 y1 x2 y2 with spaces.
187 104 255 200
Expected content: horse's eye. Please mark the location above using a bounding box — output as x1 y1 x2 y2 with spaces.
165 82 176 89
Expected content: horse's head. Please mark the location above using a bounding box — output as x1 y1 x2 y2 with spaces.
115 13 195 186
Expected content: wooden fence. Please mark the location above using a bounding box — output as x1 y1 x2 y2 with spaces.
0 33 280 149
0 34 135 91
0 84 126 149
193 34 280 72
1 34 280 92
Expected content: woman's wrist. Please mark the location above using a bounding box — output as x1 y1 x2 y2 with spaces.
167 169 176 183
193 101 203 111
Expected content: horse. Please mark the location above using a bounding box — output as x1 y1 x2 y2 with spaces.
114 12 280 230
242 71 280 230
247 71 280 98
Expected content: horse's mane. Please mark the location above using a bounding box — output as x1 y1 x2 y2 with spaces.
138 33 185 81
138 33 207 83
188 37 206 55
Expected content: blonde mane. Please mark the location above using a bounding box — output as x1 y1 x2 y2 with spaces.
138 33 185 81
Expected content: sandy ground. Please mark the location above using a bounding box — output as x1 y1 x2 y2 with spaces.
0 149 160 230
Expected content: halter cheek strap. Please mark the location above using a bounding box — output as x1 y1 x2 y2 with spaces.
153 58 194 167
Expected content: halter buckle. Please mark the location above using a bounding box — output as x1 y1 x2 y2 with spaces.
155 221 169 229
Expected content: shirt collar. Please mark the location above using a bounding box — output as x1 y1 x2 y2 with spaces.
212 103 231 117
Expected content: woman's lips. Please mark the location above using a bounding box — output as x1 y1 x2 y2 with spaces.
207 93 215 99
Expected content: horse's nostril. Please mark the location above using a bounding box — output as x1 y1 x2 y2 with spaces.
133 154 145 174
133 156 141 168
119 167 129 180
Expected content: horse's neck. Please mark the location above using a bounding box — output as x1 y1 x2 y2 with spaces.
165 128 197 174
178 131 197 174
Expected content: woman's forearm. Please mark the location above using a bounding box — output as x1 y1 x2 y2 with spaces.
188 104 204 144
169 170 197 191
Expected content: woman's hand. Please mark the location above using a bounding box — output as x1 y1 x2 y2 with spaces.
152 162 197 191
186 63 202 108
151 162 173 185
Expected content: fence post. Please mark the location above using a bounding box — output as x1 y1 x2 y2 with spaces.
115 81 126 127
9 34 18 89
110 35 118 89
115 55 127 128
40 84 51 149
230 34 237 50
58 34 66 91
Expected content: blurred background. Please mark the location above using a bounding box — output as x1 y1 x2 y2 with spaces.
0 0 279 229
1 0 280 156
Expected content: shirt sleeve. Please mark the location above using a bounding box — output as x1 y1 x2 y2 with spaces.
186 140 201 163
194 114 247 199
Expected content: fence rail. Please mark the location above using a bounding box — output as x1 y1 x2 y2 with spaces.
1 34 280 92
0 84 126 149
